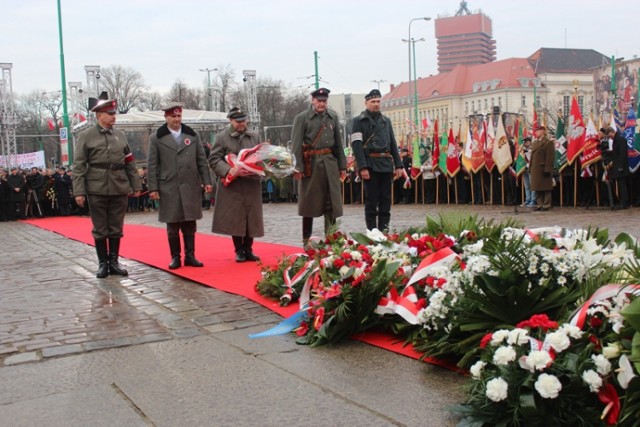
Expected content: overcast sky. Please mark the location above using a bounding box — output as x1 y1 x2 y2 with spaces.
1 0 637 97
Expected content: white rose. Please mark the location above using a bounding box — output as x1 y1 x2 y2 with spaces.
470 361 486 379
582 369 603 393
544 331 571 353
535 373 562 399
490 330 511 346
591 354 612 376
602 343 621 359
493 346 517 366
485 377 508 402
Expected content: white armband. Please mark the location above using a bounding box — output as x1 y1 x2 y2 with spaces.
350 132 363 143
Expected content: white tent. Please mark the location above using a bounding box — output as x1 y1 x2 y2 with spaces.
73 109 229 133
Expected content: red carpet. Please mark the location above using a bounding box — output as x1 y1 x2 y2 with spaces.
24 216 458 371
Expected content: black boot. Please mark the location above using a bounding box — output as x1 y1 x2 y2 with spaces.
232 236 245 262
108 238 128 276
95 238 109 278
168 236 181 269
243 237 260 262
183 234 204 267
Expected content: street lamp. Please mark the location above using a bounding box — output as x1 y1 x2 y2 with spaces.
370 79 386 91
405 17 430 128
199 67 218 111
402 38 426 129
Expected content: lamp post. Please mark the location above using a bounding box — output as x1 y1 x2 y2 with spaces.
370 79 386 91
405 17 430 129
56 0 71 165
199 67 218 111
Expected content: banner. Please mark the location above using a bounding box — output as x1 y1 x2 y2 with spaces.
484 119 495 172
580 117 601 169
467 116 485 173
0 150 46 169
554 114 567 171
446 127 460 177
566 96 586 164
492 114 512 174
625 106 640 172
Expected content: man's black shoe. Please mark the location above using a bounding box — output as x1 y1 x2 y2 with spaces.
235 251 246 263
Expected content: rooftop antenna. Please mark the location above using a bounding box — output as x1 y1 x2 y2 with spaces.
455 1 472 16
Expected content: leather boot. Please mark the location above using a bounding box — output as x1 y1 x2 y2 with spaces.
243 237 260 262
232 236 245 262
95 238 109 278
183 234 204 267
108 238 128 276
168 236 181 269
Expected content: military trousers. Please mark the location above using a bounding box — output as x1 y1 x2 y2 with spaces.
166 221 197 238
87 194 128 239
363 172 393 231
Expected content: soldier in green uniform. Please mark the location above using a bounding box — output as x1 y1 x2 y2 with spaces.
291 88 347 247
350 89 403 231
529 126 555 211
72 93 142 278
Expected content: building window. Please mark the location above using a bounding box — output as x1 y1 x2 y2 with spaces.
465 102 468 113
521 95 526 107
563 96 570 118
484 99 488 110
498 97 502 107
491 97 495 107
578 96 584 115
471 101 475 112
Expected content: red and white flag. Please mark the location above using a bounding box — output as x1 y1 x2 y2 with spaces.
492 114 512 174
566 96 586 164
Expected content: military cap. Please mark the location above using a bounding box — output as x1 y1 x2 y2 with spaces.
523 136 532 142
606 127 616 134
365 89 382 101
89 91 117 113
162 102 184 116
227 107 247 121
310 87 330 100
599 127 608 134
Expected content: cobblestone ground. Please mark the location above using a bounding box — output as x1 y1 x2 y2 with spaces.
2 201 637 367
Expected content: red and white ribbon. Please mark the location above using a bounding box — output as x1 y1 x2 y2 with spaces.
375 285 422 324
569 284 640 329
407 246 459 286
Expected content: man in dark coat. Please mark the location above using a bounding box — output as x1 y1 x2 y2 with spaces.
209 108 264 263
72 93 141 278
0 168 11 221
529 126 555 211
26 167 46 217
351 89 403 231
606 127 630 209
53 166 72 216
7 167 26 220
291 88 347 247
147 103 213 269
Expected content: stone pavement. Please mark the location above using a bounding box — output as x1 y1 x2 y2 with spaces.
0 202 638 426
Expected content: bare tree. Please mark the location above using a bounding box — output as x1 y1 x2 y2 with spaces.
99 65 147 113
216 64 236 112
139 91 164 111
15 90 62 160
167 80 204 110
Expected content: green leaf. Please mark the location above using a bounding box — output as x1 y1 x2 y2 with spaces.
621 297 640 331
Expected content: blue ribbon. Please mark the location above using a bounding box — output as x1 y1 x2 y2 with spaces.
248 309 308 339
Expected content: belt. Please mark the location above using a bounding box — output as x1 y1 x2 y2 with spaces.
368 152 392 158
90 163 125 170
305 148 333 156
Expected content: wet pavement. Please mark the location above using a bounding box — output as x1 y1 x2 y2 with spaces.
0 202 638 426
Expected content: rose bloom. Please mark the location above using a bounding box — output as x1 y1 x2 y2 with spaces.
485 377 509 402
470 361 487 379
535 373 562 399
582 369 603 393
493 346 517 366
544 331 571 352
602 343 621 359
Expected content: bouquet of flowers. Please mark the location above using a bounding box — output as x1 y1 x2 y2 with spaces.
453 287 640 426
222 143 295 186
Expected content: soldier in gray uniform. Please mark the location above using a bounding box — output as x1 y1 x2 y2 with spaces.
72 93 142 278
350 89 403 231
147 103 213 269
209 108 264 262
291 88 347 247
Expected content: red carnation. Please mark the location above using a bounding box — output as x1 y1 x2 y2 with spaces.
333 258 345 268
480 332 493 348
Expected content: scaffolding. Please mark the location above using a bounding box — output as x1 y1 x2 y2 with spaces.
242 70 261 134
0 63 17 168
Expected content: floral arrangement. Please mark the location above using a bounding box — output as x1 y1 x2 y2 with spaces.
45 187 56 209
223 143 295 186
453 289 640 426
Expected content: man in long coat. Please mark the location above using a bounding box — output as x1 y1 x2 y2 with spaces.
529 126 555 211
147 103 213 269
606 127 630 209
73 93 141 278
291 88 346 247
209 108 264 263
7 167 26 220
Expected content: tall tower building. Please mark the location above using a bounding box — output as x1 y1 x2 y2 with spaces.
434 2 496 73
